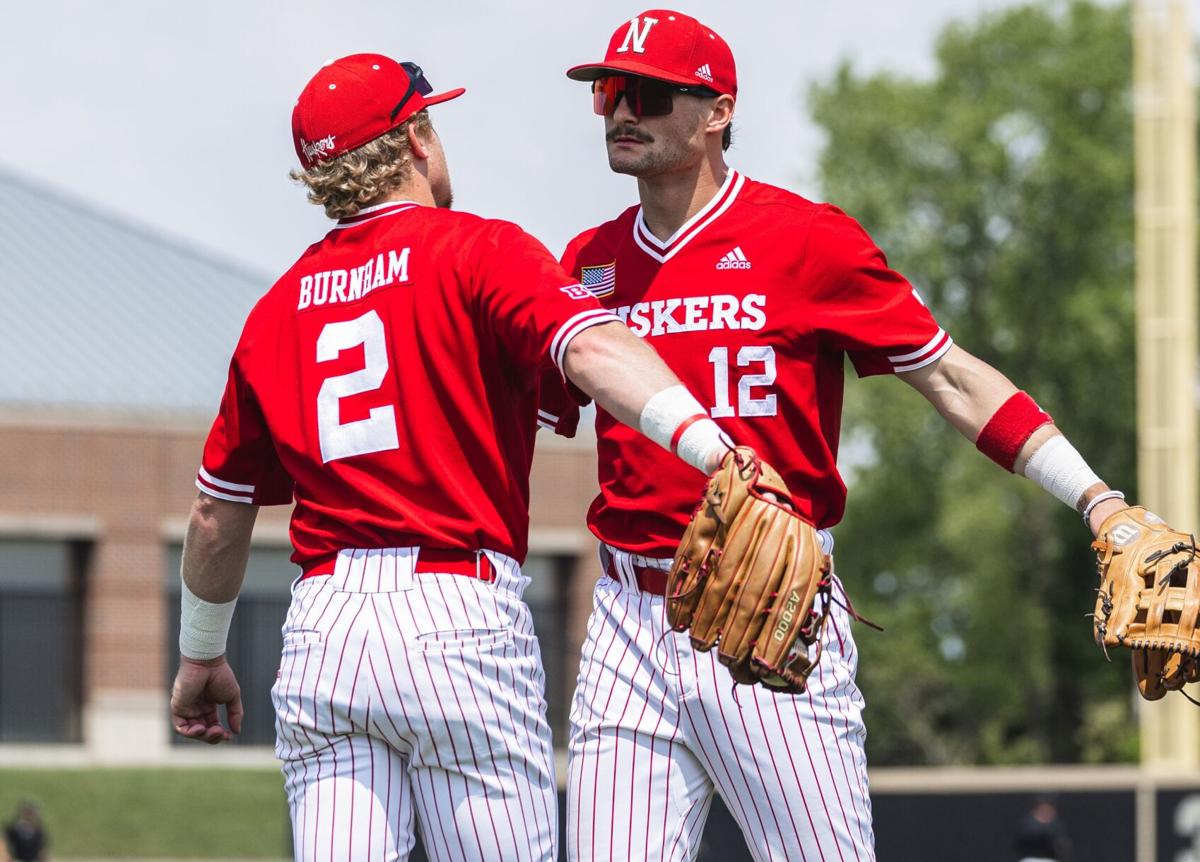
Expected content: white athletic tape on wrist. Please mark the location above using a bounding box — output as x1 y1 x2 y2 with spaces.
1022 434 1102 511
639 385 730 473
179 580 237 661
676 419 734 475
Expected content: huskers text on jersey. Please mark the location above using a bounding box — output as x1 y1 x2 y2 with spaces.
613 292 766 338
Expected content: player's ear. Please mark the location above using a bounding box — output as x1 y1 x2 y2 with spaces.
706 94 735 138
407 122 432 162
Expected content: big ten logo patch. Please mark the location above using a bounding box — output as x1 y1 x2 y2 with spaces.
560 284 593 301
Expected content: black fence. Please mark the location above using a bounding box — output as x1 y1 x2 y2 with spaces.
390 783 1200 861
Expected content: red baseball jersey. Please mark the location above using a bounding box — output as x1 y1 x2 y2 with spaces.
197 201 619 568
540 170 952 556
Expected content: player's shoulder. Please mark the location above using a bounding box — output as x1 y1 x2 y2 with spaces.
365 205 498 244
737 178 874 250
737 176 830 221
246 228 346 327
242 258 302 333
422 208 551 254
226 280 285 367
562 204 639 263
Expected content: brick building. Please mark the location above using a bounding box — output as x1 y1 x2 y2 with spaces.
0 169 601 762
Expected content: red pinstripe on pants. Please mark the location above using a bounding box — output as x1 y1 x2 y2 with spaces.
272 547 558 861
566 543 874 862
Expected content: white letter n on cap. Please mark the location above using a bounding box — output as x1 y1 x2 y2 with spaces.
618 16 659 54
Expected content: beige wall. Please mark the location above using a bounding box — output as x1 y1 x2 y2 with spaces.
0 409 601 761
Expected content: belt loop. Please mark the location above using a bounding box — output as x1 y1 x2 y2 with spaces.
598 543 614 580
475 549 481 581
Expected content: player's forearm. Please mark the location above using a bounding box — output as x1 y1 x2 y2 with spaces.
563 322 728 473
901 345 1123 531
182 493 258 600
901 344 1020 440
563 322 680 426
179 493 258 659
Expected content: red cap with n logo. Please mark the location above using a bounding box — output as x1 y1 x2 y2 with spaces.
567 10 737 96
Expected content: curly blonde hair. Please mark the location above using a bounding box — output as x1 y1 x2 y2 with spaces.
291 112 433 220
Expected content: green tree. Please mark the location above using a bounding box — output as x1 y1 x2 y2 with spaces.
810 0 1137 764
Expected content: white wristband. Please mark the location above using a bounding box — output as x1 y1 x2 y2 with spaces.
676 417 733 475
639 384 733 473
179 580 238 661
1082 489 1125 525
1022 434 1102 511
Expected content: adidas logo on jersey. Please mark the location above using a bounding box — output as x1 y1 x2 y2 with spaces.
694 63 714 83
716 246 751 270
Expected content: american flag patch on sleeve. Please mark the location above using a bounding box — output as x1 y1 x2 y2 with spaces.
580 262 616 298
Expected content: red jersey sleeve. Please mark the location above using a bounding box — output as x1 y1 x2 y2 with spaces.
196 354 293 506
534 230 601 437
471 221 622 376
805 205 952 377
536 366 583 438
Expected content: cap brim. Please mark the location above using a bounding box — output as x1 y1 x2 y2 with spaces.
566 61 697 88
424 87 466 106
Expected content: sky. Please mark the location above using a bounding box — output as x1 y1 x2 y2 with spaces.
0 0 1168 278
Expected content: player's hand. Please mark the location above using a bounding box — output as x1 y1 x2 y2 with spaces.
170 655 243 744
1087 497 1130 538
707 448 795 510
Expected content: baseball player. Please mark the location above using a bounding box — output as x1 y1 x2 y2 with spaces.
540 11 1129 861
168 54 738 862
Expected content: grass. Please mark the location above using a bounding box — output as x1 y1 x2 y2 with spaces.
0 768 289 858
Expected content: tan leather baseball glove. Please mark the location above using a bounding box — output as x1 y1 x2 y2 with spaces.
665 446 835 693
1092 506 1200 701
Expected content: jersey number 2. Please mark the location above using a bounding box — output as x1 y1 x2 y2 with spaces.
316 310 399 463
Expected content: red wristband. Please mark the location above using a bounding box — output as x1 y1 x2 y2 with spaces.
670 413 708 454
975 392 1053 472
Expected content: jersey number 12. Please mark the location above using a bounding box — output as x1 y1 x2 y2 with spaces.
708 345 777 418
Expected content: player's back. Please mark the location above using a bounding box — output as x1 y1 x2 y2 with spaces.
201 201 588 570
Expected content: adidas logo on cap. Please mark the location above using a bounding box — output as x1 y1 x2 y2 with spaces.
695 63 714 83
716 246 751 270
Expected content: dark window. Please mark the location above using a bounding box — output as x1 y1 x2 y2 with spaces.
521 554 574 745
166 545 295 747
0 540 85 742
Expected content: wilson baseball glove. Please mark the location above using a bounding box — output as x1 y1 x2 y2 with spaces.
665 446 835 693
1092 506 1200 701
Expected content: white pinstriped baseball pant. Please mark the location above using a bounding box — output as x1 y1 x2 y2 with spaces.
271 548 558 862
567 545 874 862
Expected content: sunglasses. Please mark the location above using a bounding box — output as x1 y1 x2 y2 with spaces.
390 62 434 122
592 75 716 118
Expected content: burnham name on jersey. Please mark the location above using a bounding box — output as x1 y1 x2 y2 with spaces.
297 247 411 310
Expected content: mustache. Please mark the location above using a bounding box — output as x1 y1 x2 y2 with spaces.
607 125 654 143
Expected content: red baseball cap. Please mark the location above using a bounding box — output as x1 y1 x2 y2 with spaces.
567 10 736 97
292 54 465 169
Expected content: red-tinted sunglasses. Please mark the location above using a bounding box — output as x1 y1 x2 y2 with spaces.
592 75 716 118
